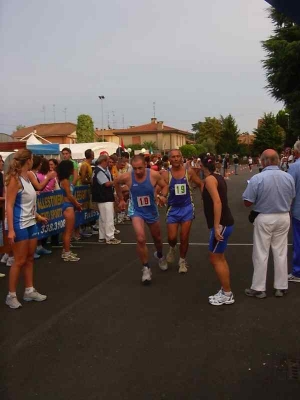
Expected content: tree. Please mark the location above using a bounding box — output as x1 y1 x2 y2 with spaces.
76 114 95 143
179 144 198 158
262 8 300 145
142 141 158 150
196 117 222 145
216 114 240 154
253 112 284 154
16 125 26 131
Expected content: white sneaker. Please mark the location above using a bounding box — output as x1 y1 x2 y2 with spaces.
106 238 121 245
209 289 235 306
166 246 176 263
6 294 22 309
141 267 152 284
178 259 188 273
61 251 78 259
154 252 168 271
288 273 300 283
114 229 120 235
1 253 9 264
63 253 80 262
23 289 47 302
0 273 5 278
6 257 14 267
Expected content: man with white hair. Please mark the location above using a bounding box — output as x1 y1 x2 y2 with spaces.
242 149 295 298
288 141 300 283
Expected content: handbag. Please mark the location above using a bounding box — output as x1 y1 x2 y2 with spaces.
248 210 260 223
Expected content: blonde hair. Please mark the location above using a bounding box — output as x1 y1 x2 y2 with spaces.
5 149 32 186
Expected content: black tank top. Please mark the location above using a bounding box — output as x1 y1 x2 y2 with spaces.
202 173 234 229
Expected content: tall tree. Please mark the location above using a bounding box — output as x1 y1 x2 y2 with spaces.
16 124 26 131
253 112 284 154
76 114 95 143
216 114 240 154
262 8 300 145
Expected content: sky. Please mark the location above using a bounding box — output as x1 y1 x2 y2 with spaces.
0 0 283 134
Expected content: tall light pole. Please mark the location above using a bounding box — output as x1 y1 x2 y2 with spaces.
98 96 105 141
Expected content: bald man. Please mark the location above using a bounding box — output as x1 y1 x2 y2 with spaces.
242 149 295 298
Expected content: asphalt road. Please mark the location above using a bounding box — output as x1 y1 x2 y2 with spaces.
0 165 299 400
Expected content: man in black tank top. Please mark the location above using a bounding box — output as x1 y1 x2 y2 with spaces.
201 155 235 306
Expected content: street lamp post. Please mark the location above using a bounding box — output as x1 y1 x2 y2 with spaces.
98 95 105 141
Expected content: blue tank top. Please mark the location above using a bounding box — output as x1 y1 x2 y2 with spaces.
60 182 74 197
168 169 192 207
128 169 158 219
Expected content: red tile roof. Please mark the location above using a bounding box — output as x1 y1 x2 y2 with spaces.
11 123 77 139
112 120 188 135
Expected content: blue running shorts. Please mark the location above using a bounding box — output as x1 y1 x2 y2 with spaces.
166 203 195 224
208 225 234 254
14 224 38 243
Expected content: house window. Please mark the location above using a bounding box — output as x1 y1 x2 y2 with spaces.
132 136 141 144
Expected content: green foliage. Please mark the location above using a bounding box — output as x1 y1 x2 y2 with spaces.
179 144 198 158
16 125 26 131
253 112 284 154
200 138 216 154
197 117 222 144
126 144 142 155
216 114 240 154
142 141 158 150
262 8 300 144
76 114 95 143
194 143 206 154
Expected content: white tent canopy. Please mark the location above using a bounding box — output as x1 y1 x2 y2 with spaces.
24 133 43 145
59 142 119 160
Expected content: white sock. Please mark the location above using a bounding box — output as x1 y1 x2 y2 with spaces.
9 291 16 297
224 290 232 297
25 287 34 294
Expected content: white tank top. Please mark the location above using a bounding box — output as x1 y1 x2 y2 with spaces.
13 176 37 229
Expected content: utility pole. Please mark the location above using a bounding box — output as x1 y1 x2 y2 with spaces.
63 108 67 122
122 114 125 129
153 101 156 118
98 96 105 141
53 104 56 122
41 105 46 123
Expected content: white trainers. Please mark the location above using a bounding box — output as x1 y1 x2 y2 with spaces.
23 289 47 302
114 229 120 235
166 246 176 263
154 252 168 271
6 257 14 267
0 273 5 278
178 259 188 274
61 251 78 259
141 266 152 284
1 253 9 264
288 273 300 283
106 238 121 245
63 253 80 262
209 289 235 306
6 294 22 309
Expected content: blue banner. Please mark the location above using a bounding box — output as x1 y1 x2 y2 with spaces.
36 186 99 239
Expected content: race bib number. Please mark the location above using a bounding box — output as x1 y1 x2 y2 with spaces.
174 184 187 196
137 196 151 207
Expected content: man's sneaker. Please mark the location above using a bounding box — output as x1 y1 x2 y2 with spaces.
36 247 52 256
274 289 288 297
114 229 120 235
106 238 121 245
245 288 267 299
209 289 235 306
178 259 188 274
1 253 9 264
0 273 5 278
154 252 168 271
208 289 223 300
98 239 106 244
23 289 47 302
61 251 78 259
6 257 15 267
6 294 22 309
288 274 300 283
63 253 80 262
141 267 152 284
34 252 40 260
166 246 176 263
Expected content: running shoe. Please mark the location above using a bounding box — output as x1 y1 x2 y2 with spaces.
0 273 5 278
208 289 222 300
288 274 300 283
274 289 288 297
1 254 9 264
106 238 121 245
209 290 235 306
34 252 41 260
61 251 78 259
178 259 188 274
166 246 176 263
98 239 106 244
244 288 267 299
6 257 15 267
142 267 152 284
23 289 47 302
154 252 168 271
36 247 52 256
114 229 120 235
6 294 22 309
63 253 80 262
